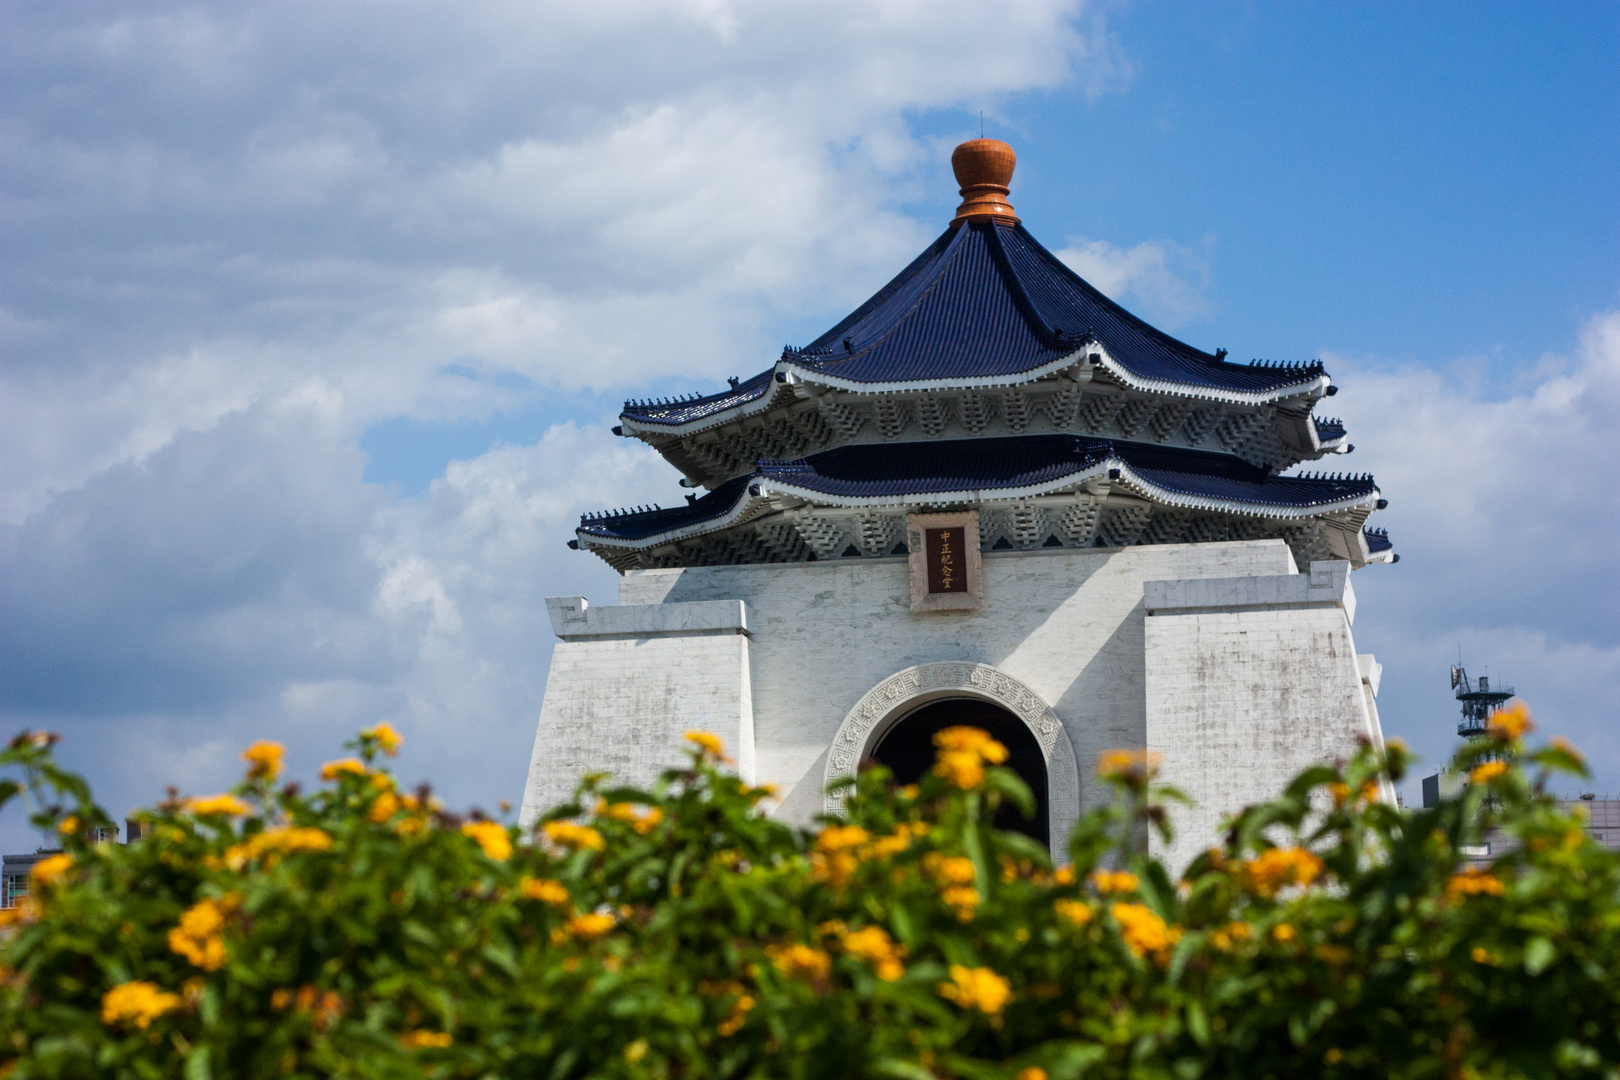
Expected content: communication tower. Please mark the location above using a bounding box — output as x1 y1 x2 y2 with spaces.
1450 665 1513 738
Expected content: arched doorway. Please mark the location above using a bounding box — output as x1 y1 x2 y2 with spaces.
869 698 1050 846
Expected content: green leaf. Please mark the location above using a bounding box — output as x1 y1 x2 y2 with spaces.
1524 936 1557 975
873 1058 941 1080
1185 1000 1211 1048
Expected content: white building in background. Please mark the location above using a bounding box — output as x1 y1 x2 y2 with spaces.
520 139 1397 869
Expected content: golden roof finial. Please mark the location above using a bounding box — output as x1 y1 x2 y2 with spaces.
950 138 1019 225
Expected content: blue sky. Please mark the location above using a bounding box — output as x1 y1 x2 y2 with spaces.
3 1 1617 851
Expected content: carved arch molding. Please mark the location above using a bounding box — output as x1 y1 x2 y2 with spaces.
823 662 1081 858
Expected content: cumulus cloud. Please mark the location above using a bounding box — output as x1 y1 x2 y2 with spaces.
1052 236 1213 327
0 0 1124 849
0 409 671 851
1337 309 1620 796
1 0 1115 523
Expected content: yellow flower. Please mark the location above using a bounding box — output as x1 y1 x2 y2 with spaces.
1210 921 1253 951
0 897 39 928
1111 902 1182 962
370 791 401 824
1018 1069 1048 1080
1471 946 1500 966
1089 869 1139 895
223 826 333 870
937 965 1011 1014
167 895 239 971
241 740 284 781
320 758 368 781
401 1030 453 1048
543 820 606 851
1470 761 1509 784
865 830 911 858
817 824 870 851
1096 748 1162 783
596 800 664 835
101 981 182 1029
519 877 571 905
185 794 253 817
933 749 987 789
717 993 755 1036
460 821 512 861
362 722 404 757
58 815 79 836
1052 866 1075 886
768 942 832 980
685 731 726 759
30 853 74 888
941 885 980 921
1240 847 1324 898
933 726 1009 762
1445 868 1505 902
1271 923 1297 943
930 727 1008 789
840 925 906 981
566 911 617 939
1055 899 1093 926
937 856 977 885
1487 701 1532 741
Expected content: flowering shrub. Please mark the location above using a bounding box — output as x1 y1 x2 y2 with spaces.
1 707 1617 1079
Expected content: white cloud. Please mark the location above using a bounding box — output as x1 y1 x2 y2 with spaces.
1335 310 1620 794
2 0 1118 528
1052 236 1213 327
5 0 1138 849
0 407 671 852
6 0 1609 857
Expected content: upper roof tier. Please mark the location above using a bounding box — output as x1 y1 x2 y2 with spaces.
785 218 1324 393
621 218 1328 435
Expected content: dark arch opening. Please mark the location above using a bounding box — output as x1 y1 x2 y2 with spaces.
869 698 1049 846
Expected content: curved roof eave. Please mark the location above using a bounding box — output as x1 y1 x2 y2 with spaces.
760 460 1378 520
577 460 1380 552
620 348 1328 442
577 485 768 550
1088 343 1329 407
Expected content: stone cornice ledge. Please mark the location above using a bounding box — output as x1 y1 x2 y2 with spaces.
545 597 751 640
1143 560 1355 624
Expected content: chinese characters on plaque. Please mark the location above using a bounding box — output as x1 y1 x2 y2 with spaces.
925 526 967 593
906 511 982 611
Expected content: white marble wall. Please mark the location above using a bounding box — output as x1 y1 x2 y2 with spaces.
519 630 754 825
1143 561 1387 870
522 539 1322 831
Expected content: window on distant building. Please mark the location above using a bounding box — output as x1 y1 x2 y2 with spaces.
1 872 27 909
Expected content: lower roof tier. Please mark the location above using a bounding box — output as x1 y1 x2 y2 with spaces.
574 435 1393 573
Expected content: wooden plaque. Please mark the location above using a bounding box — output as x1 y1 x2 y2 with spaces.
924 527 967 593
907 511 982 611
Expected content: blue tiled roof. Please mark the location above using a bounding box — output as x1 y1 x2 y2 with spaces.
577 436 1377 543
764 437 1375 508
578 476 752 541
1364 527 1393 554
785 221 1324 392
1315 416 1347 442
621 220 1330 428
621 370 774 426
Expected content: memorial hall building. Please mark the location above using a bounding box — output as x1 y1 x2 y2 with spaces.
520 139 1396 868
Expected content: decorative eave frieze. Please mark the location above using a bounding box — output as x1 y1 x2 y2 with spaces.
576 455 1380 556
619 339 1334 446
